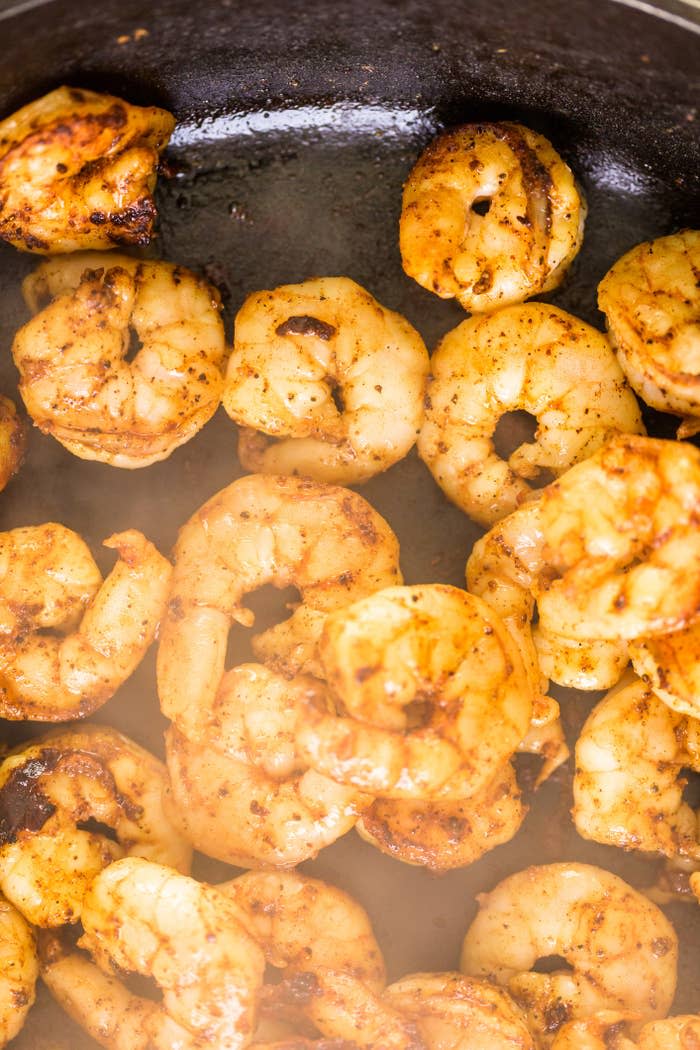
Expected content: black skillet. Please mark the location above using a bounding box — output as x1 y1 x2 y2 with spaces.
0 0 698 1045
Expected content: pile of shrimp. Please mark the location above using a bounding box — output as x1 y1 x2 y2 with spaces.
0 82 698 1049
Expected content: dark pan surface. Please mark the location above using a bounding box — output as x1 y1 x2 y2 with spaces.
0 0 698 1045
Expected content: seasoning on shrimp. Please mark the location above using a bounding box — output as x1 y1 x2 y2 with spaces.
551 1012 700 1050
0 397 26 495
0 725 192 927
629 619 700 719
418 303 644 527
223 276 429 485
0 523 171 721
15 253 227 468
400 122 585 313
0 894 37 1048
460 862 678 1045
598 230 700 437
0 86 174 253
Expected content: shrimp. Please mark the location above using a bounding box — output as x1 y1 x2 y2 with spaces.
460 863 677 1045
355 763 525 870
383 972 535 1050
0 396 25 494
573 672 700 860
157 473 402 729
223 276 429 485
15 253 226 468
533 627 629 691
0 894 37 1048
0 523 171 720
0 85 174 253
163 664 371 868
551 1013 700 1050
399 122 585 313
76 857 266 1049
296 584 532 800
629 622 700 719
0 724 192 926
598 230 700 436
418 303 643 526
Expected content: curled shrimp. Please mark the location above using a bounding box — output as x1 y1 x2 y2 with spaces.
384 972 535 1050
0 86 174 253
629 621 700 719
15 253 226 468
598 230 700 436
296 584 532 800
72 857 266 1049
223 276 429 485
157 473 402 729
0 894 37 1048
460 863 678 1044
163 664 371 867
551 1012 700 1050
0 523 171 720
0 396 25 494
418 303 643 526
400 122 585 313
573 672 700 860
0 725 192 927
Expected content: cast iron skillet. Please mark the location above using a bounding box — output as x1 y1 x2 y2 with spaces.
0 0 698 1045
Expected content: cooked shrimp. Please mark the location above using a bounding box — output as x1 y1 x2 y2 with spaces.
533 628 629 691
418 303 643 526
549 1012 639 1050
460 863 677 1044
15 253 226 467
78 857 266 1049
296 584 532 799
223 276 429 485
400 122 585 313
0 524 171 720
384 972 535 1050
636 1016 700 1049
355 763 525 871
0 894 37 1048
0 396 25 494
598 231 700 435
0 724 191 926
0 85 174 253
164 664 370 868
157 473 402 728
573 673 700 859
629 622 700 719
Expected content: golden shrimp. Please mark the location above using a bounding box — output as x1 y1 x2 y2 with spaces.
157 473 402 729
163 664 371 868
0 86 174 253
400 122 585 313
551 1013 700 1050
0 894 37 1048
598 230 700 436
15 253 226 468
573 673 700 860
0 724 192 927
355 763 525 871
384 972 535 1050
418 303 643 526
460 863 678 1044
629 621 700 719
0 523 171 720
76 857 266 1049
0 396 26 494
296 584 532 800
223 276 429 485
533 628 629 691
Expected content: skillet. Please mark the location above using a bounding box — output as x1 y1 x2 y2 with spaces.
0 0 697 1044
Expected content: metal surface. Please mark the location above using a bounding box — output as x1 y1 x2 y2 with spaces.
0 0 697 1045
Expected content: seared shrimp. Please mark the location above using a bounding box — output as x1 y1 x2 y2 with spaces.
0 523 171 720
0 895 37 1048
460 863 677 1044
384 972 535 1050
164 664 370 867
598 230 700 435
0 397 25 494
16 253 226 467
0 725 191 926
551 1013 700 1050
629 622 700 719
400 122 585 313
533 628 629 691
157 473 402 729
296 584 532 799
0 86 174 253
223 276 429 485
418 303 643 526
78 857 265 1049
573 673 700 860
